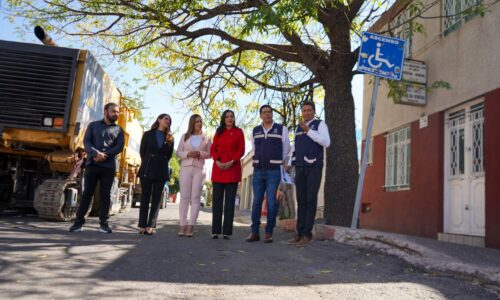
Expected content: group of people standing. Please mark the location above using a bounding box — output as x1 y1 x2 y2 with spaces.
245 102 330 246
69 101 330 247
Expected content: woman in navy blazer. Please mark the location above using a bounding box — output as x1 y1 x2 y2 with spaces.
138 113 174 235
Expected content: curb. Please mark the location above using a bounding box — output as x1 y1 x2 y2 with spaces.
277 219 500 287
333 227 500 287
277 219 335 240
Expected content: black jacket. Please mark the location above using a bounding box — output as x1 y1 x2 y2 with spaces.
84 119 125 170
138 129 174 181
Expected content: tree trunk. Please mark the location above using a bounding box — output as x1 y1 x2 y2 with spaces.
323 76 359 226
320 9 360 226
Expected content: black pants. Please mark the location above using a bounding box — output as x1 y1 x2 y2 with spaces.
212 182 238 235
76 165 115 225
295 166 323 238
138 177 167 228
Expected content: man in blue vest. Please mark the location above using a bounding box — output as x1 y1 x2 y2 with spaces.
246 105 290 243
288 101 330 247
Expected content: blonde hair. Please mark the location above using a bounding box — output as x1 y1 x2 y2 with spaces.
184 114 202 141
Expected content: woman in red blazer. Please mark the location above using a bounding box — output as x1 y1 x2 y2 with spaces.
210 109 245 239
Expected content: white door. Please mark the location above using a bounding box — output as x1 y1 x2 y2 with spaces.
444 101 485 236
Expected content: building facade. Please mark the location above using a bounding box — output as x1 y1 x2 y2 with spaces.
360 0 500 248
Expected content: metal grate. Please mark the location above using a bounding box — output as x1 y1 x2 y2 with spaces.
385 126 411 190
448 109 466 177
0 40 79 131
443 0 482 35
470 103 484 175
390 9 413 58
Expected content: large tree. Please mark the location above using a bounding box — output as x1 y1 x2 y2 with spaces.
5 0 430 225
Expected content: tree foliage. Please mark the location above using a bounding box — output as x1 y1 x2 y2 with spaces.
5 0 386 120
168 152 181 195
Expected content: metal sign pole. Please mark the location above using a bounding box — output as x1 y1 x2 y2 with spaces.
351 76 380 229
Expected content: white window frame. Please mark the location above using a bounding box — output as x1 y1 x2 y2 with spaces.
443 0 482 35
385 126 411 191
390 8 413 58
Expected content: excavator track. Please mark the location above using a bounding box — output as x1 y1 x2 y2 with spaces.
34 179 77 221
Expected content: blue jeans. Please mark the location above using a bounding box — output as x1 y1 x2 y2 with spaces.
251 168 281 234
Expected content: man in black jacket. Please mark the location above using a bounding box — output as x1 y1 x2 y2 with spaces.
69 102 125 233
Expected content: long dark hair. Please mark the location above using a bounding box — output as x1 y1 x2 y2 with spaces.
216 110 237 136
151 113 172 134
184 114 202 141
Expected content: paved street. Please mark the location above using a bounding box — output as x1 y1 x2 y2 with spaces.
0 205 497 300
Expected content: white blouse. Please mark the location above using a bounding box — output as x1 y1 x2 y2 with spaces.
190 135 203 149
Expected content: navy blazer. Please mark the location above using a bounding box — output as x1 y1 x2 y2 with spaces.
138 129 174 181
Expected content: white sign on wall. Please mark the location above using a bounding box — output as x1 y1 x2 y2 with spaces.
419 114 428 129
397 59 428 106
400 84 427 106
403 60 427 84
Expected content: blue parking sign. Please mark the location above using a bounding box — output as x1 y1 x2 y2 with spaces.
357 32 406 80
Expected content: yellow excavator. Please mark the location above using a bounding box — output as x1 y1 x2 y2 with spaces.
0 27 143 221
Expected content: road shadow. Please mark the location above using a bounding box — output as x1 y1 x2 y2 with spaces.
0 210 497 299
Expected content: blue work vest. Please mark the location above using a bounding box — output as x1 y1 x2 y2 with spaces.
292 119 324 167
252 123 284 169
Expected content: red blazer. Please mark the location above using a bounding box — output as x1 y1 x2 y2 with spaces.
210 127 245 183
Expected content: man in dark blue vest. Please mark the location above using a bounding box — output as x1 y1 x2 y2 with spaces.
288 101 330 247
246 105 290 243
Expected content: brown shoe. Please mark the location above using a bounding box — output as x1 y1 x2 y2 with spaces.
296 236 313 247
245 233 260 242
286 235 301 245
263 233 273 243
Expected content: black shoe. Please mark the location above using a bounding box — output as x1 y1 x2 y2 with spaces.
99 223 112 233
245 233 260 242
69 222 83 232
223 235 230 240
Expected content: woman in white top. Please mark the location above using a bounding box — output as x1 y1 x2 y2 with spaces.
176 114 212 236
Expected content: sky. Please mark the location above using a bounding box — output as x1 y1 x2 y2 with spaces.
0 10 364 153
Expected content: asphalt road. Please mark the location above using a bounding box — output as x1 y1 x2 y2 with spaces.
0 205 497 300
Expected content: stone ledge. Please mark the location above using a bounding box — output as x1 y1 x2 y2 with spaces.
278 220 500 287
277 219 336 241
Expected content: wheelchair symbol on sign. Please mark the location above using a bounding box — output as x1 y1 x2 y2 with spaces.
368 43 394 69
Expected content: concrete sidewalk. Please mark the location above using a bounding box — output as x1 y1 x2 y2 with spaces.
235 208 500 288
331 227 500 287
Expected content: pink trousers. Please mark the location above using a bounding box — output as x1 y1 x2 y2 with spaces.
179 165 205 226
